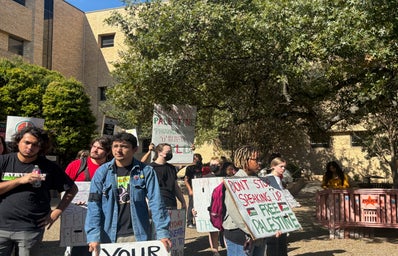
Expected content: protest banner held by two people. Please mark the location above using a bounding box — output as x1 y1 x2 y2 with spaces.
193 176 302 239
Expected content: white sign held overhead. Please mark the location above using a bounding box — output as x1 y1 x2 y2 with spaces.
151 104 196 164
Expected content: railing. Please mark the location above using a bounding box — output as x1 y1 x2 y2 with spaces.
316 188 398 238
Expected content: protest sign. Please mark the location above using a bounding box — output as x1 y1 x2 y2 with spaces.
102 116 118 135
167 209 185 256
260 176 301 208
97 241 169 256
5 116 44 142
60 182 90 246
192 177 224 232
224 177 302 239
151 104 196 164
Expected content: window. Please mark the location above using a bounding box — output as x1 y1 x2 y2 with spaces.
8 37 24 56
100 34 115 48
99 87 107 101
13 0 25 6
351 131 367 147
310 133 330 148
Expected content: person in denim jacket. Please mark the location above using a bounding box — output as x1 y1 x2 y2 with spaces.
85 132 171 256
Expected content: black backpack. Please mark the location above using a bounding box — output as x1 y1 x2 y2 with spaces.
72 157 90 181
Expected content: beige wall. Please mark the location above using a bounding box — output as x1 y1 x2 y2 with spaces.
51 0 85 81
0 0 44 64
84 8 126 129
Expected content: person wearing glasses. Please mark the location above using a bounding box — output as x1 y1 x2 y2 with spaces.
222 145 281 256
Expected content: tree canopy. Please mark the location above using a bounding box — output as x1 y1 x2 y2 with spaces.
0 58 97 166
105 0 398 185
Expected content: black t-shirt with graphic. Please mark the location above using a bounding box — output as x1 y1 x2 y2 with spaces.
150 162 178 208
116 164 134 236
0 153 75 231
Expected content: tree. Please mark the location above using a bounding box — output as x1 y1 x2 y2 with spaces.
106 0 398 184
43 80 97 166
0 58 97 165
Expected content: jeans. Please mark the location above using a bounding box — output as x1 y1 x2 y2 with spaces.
225 237 247 256
0 229 44 256
225 237 267 256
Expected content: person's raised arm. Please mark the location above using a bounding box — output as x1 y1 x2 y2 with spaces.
140 143 155 163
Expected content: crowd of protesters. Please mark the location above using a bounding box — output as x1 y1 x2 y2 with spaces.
0 128 313 256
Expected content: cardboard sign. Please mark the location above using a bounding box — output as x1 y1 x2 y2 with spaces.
5 116 44 142
97 241 169 256
224 177 302 239
60 182 91 246
260 176 301 208
192 177 224 232
167 209 185 256
151 104 196 164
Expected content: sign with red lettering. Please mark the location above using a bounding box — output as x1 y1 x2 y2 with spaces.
224 177 302 239
151 104 196 163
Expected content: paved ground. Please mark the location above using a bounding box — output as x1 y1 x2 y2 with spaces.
38 181 398 255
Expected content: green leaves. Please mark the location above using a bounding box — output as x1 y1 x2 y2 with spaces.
0 58 96 165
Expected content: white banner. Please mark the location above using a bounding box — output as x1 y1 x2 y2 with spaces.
151 104 196 164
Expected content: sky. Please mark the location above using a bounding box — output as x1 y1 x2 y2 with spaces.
65 0 126 12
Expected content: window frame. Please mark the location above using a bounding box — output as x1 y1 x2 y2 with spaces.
100 34 115 48
8 36 24 56
13 0 25 6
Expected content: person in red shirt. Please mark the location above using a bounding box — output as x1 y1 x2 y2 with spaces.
64 135 112 256
65 136 112 181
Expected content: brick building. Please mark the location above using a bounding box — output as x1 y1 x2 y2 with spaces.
0 0 125 130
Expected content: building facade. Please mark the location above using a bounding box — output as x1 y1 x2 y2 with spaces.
0 0 124 130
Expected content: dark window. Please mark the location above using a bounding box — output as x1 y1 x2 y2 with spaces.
8 37 24 56
100 34 115 48
13 0 25 6
99 87 107 101
310 134 330 148
351 131 367 147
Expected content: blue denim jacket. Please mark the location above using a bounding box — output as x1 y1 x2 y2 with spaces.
85 158 170 243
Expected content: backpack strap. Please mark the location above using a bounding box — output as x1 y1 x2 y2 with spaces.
73 157 90 181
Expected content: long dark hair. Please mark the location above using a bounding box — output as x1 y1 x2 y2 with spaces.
325 161 345 186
